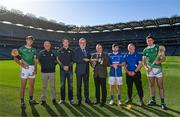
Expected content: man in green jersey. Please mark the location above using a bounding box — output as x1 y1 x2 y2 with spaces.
143 35 166 110
14 36 39 109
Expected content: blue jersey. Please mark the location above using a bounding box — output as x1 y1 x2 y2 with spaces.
124 52 142 71
109 52 124 77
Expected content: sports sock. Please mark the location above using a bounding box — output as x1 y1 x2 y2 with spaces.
21 98 24 103
29 96 33 100
161 98 165 104
152 96 155 101
110 95 114 100
118 95 120 101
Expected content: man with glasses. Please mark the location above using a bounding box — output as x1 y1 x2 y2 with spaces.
74 38 91 106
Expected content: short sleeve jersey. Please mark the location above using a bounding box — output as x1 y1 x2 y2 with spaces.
18 46 36 65
109 52 124 77
124 52 142 71
143 44 161 68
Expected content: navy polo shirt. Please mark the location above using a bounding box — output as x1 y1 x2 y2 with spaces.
124 52 142 71
57 47 74 71
38 50 57 73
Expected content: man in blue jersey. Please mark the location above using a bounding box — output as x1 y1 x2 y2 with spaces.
124 43 144 106
109 44 124 105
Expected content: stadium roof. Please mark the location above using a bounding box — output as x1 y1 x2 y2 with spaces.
0 7 73 31
74 16 180 33
0 7 180 33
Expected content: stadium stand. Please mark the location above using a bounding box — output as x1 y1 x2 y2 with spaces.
174 46 180 55
0 7 180 59
0 7 72 31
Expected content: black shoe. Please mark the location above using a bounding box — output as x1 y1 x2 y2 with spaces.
41 100 46 105
29 99 39 105
85 99 91 104
70 100 74 105
126 99 132 104
78 100 81 106
21 102 26 109
147 100 156 105
52 99 56 104
100 103 105 107
93 98 99 104
161 103 167 110
140 100 145 107
94 101 100 105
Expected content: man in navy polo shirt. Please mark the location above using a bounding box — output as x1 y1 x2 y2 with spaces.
124 43 144 106
38 41 58 105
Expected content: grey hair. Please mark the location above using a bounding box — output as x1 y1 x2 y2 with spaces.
79 37 86 42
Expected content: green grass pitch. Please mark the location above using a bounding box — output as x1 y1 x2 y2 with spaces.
0 56 180 116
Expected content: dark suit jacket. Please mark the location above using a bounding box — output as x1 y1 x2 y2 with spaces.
91 52 109 78
74 47 91 75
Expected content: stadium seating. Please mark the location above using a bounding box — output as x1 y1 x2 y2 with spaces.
174 46 180 55
0 23 180 59
0 8 180 59
0 48 12 59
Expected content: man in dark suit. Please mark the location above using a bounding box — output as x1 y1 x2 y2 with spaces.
90 44 109 107
74 38 91 105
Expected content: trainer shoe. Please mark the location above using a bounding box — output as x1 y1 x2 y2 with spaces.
93 98 100 104
78 100 81 106
85 99 91 104
29 99 39 105
21 102 26 109
100 103 105 107
140 100 145 106
117 100 122 105
147 100 156 105
52 99 56 104
161 103 167 110
41 100 46 105
109 100 114 105
58 100 64 104
125 99 132 104
94 100 100 104
70 100 74 105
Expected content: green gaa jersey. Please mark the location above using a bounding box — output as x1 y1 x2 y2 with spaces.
18 46 37 65
143 44 161 68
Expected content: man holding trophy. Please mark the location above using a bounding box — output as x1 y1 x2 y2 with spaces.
143 35 166 109
89 44 109 107
11 36 39 109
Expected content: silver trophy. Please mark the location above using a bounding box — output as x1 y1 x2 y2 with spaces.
154 45 166 64
86 53 103 68
91 58 98 68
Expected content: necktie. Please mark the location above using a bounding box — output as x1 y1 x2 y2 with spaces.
98 53 102 64
82 49 87 57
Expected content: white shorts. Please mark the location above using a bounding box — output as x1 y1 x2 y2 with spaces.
109 77 123 85
21 65 35 79
147 67 162 78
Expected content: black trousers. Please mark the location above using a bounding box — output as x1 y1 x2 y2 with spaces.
76 73 89 101
126 71 143 100
94 77 107 103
